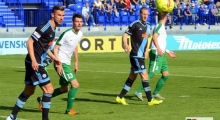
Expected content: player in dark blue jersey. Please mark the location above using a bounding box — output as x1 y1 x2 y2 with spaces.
116 7 163 106
6 6 65 120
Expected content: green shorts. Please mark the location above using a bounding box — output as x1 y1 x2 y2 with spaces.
54 63 76 86
148 50 168 73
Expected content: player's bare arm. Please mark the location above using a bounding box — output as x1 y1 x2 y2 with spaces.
26 37 38 70
166 49 176 58
74 46 79 73
47 50 61 64
122 33 130 53
153 33 163 56
53 44 62 75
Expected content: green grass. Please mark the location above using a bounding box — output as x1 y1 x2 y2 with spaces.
0 51 220 120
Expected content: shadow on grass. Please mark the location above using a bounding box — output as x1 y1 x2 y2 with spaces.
61 92 141 104
0 106 60 114
199 87 220 89
88 92 139 101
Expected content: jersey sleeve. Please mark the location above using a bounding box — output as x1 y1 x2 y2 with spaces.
56 31 67 46
154 22 162 35
31 23 50 41
125 22 136 35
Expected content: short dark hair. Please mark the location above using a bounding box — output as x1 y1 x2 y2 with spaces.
140 7 148 14
72 14 83 21
52 5 65 13
158 12 167 21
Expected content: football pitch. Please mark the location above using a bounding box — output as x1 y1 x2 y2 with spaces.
0 50 219 120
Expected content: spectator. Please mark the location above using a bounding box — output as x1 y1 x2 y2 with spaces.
184 5 192 24
118 0 126 10
216 0 220 8
91 3 99 25
173 4 184 25
198 4 206 25
211 4 219 24
124 0 134 14
64 0 76 8
174 0 180 8
82 2 96 26
190 4 199 24
131 0 139 5
149 0 156 9
94 0 104 10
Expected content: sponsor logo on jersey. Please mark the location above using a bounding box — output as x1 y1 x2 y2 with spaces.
33 31 41 39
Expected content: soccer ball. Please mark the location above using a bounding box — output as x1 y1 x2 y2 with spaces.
156 0 174 13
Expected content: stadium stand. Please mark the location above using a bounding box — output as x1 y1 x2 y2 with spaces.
0 0 219 28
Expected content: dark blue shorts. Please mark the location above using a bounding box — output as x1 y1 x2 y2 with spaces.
24 62 50 86
129 57 146 74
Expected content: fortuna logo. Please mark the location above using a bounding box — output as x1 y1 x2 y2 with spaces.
173 36 220 50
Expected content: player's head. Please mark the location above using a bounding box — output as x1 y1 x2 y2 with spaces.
158 12 168 22
72 14 83 31
139 7 149 23
51 5 65 26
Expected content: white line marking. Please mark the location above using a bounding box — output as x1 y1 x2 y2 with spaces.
178 95 190 98
0 116 27 120
8 66 220 79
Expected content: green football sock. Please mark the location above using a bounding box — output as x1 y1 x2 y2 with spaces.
153 76 169 95
66 86 78 112
137 72 155 93
52 88 62 98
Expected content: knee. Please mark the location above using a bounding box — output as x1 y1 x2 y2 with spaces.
46 88 54 94
72 82 79 88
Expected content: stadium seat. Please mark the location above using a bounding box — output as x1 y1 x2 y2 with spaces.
74 4 82 14
83 0 89 3
103 12 113 26
113 12 120 26
75 0 83 4
96 12 105 25
120 11 128 26
136 4 142 11
128 12 136 25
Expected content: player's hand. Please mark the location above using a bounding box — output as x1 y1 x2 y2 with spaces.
124 44 130 53
56 64 63 75
168 51 176 58
157 48 163 56
74 62 78 73
32 60 39 70
144 52 148 59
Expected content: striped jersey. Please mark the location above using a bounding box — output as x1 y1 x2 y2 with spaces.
151 22 167 53
56 28 83 65
25 21 55 65
125 20 151 58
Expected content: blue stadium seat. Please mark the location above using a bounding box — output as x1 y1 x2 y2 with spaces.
75 0 83 4
74 4 82 14
83 0 89 3
128 12 135 25
96 12 105 25
120 11 128 26
136 4 142 11
103 12 113 26
113 12 120 26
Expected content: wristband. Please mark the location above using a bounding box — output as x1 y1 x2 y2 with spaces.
165 49 170 53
